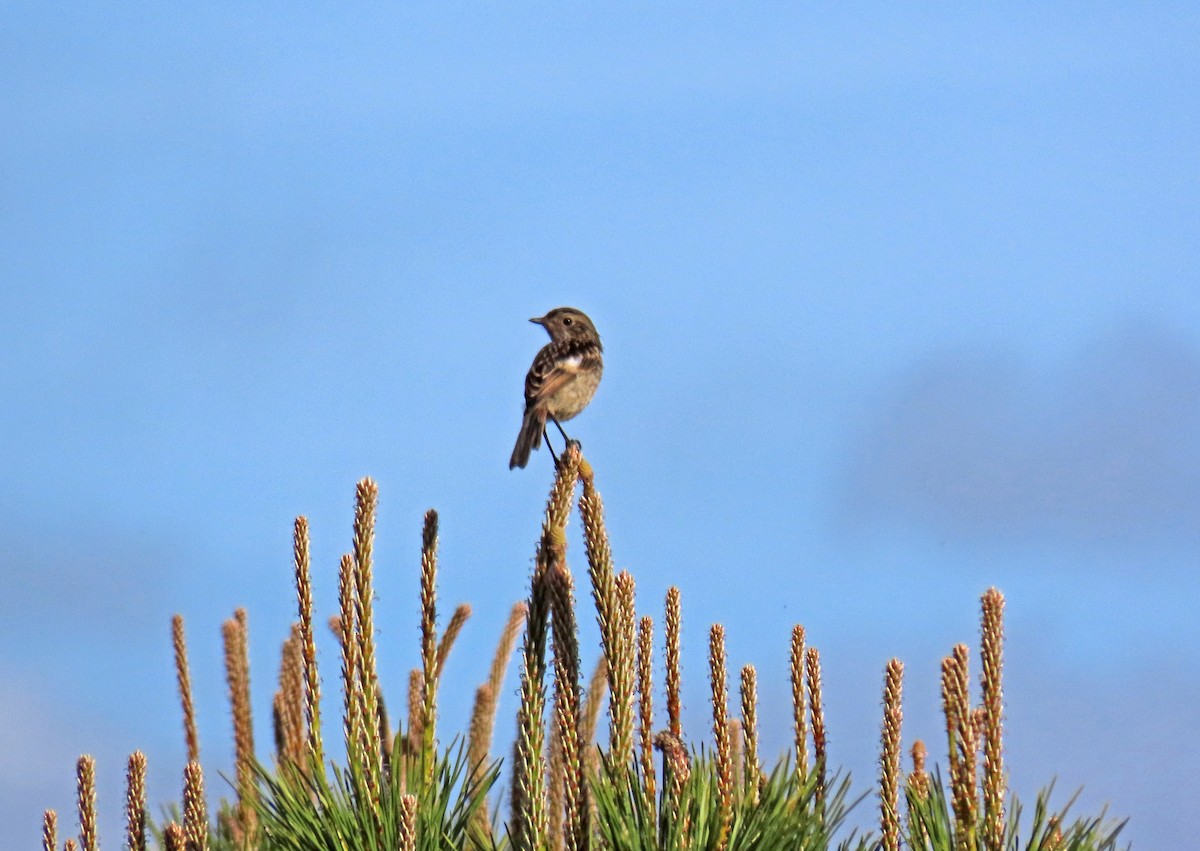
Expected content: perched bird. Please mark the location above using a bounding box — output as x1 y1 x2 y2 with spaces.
509 307 604 469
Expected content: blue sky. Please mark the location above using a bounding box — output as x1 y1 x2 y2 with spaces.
3 4 1198 847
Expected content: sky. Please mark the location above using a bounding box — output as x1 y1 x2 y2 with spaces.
3 3 1199 847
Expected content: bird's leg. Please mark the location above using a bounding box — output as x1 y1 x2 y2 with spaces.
543 426 561 467
549 416 580 451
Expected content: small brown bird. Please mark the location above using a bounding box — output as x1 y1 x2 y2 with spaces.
509 307 604 469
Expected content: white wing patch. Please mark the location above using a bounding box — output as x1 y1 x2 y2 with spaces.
559 354 584 371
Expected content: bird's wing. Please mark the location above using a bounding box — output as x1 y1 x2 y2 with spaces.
524 341 597 406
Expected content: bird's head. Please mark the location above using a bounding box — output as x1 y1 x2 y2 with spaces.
531 307 599 343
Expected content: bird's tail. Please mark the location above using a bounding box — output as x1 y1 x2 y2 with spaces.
509 408 545 469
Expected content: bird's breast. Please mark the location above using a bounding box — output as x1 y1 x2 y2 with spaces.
546 365 602 420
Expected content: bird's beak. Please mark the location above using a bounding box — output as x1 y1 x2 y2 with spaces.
529 315 546 326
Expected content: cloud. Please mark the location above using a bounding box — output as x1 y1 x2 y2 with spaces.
1004 649 1200 850
0 678 102 845
840 323 1200 547
0 511 172 653
0 672 181 847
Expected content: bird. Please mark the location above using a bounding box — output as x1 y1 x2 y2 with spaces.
509 307 604 469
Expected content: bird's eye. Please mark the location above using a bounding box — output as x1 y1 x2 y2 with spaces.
563 317 573 325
